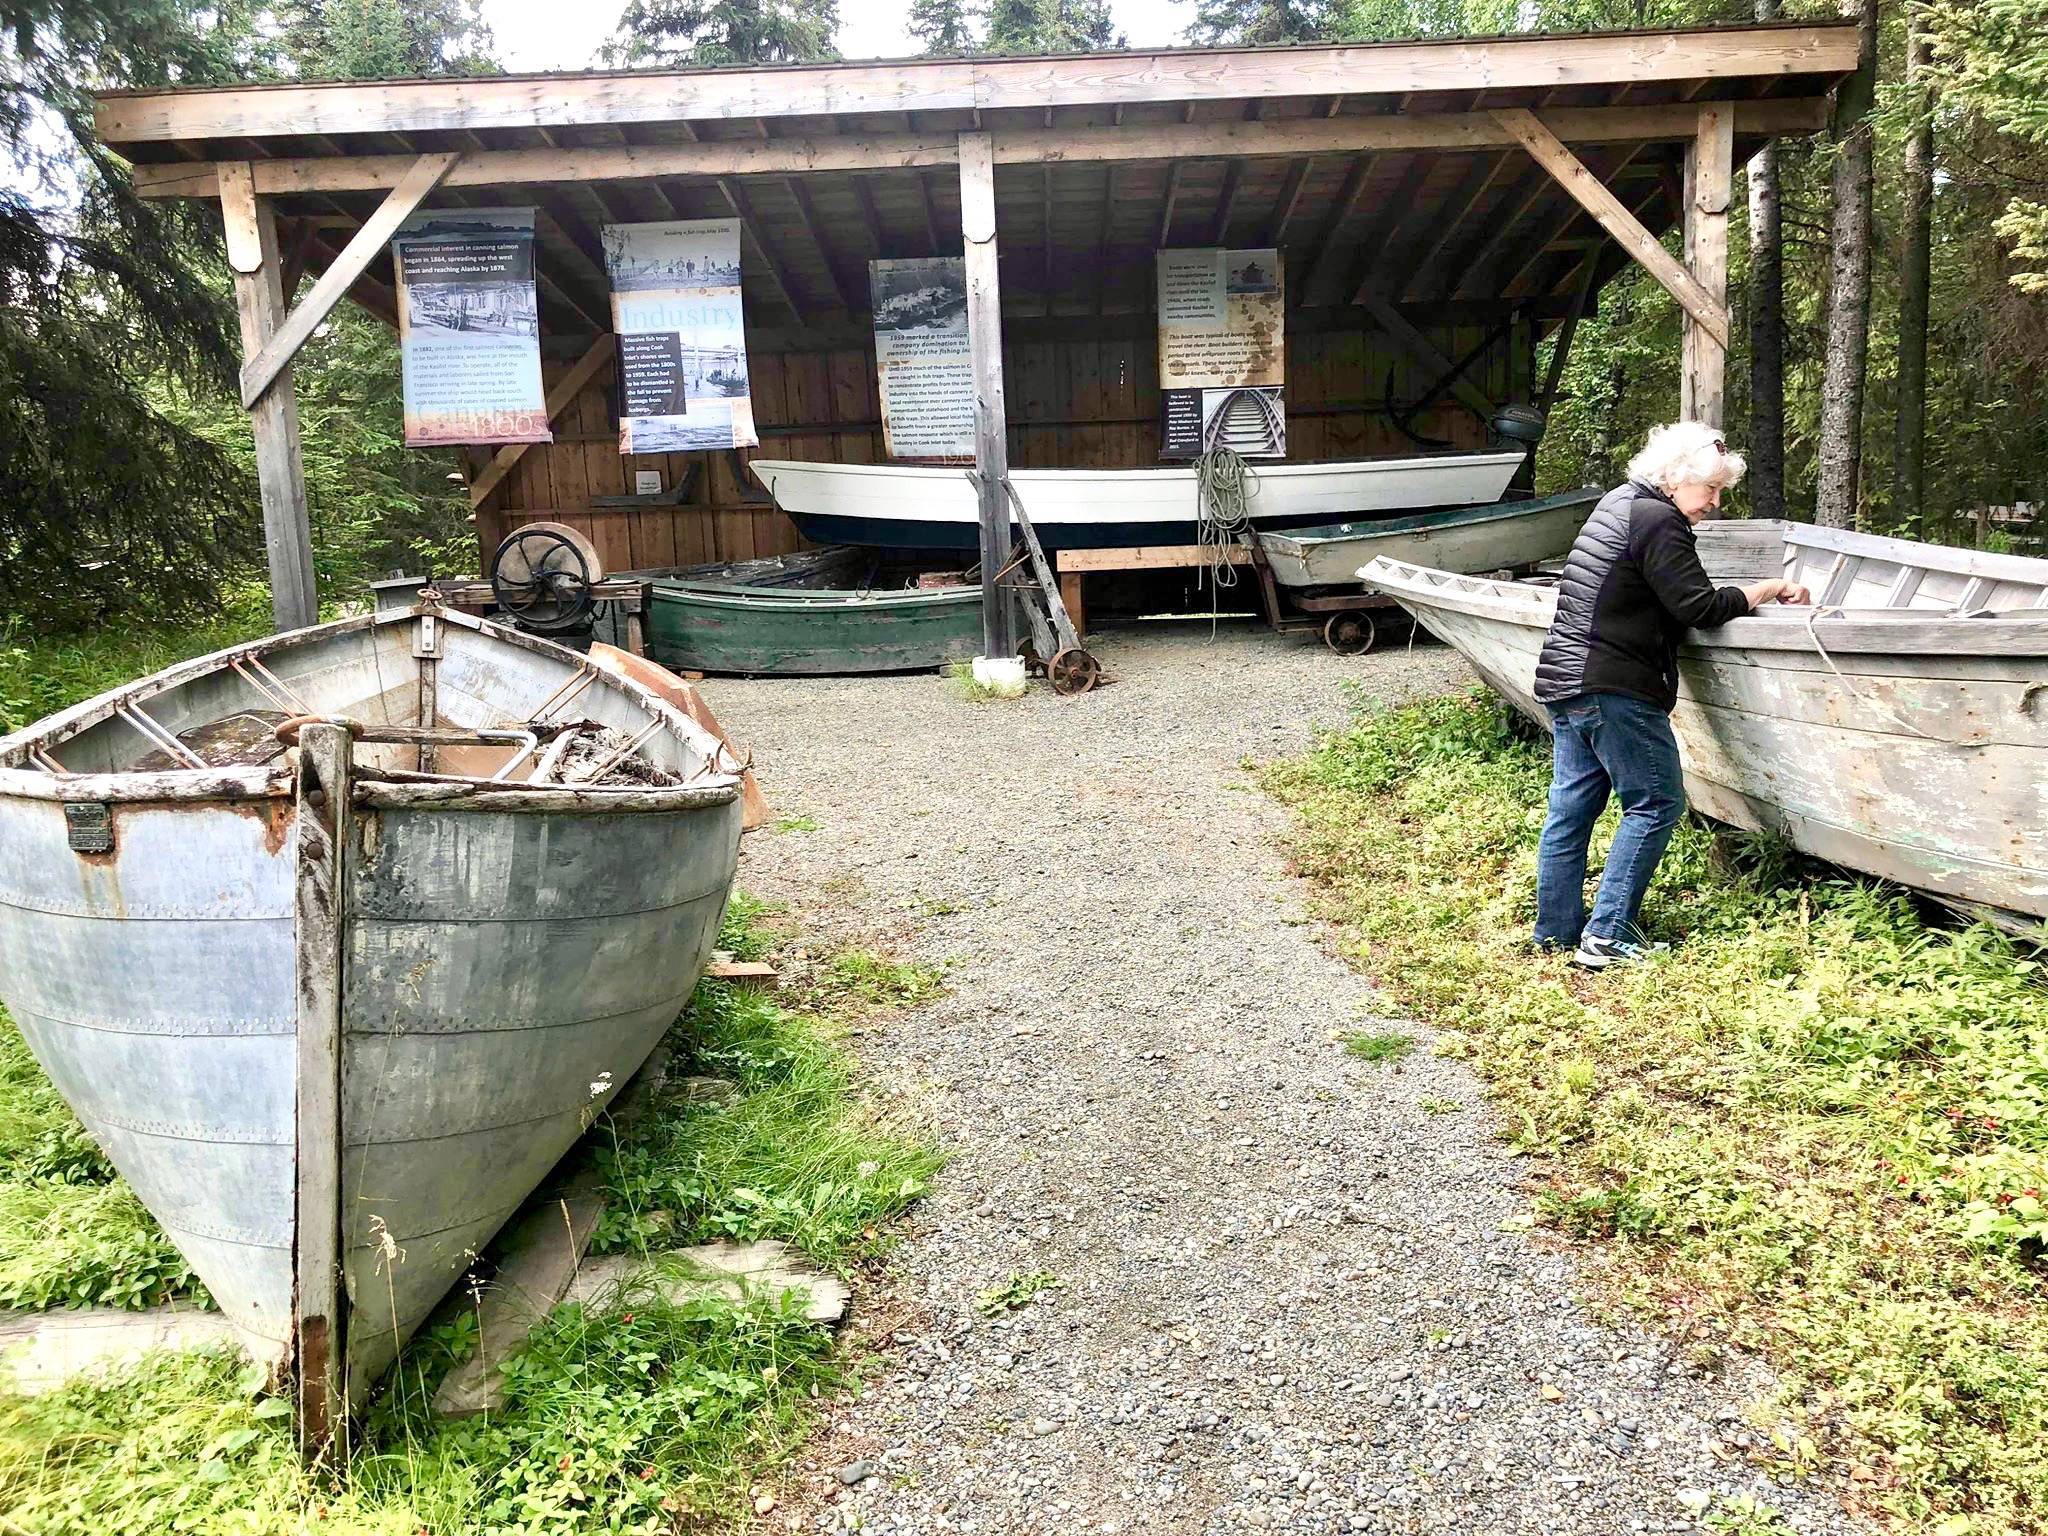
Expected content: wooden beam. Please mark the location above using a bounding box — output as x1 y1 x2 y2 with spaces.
851 174 884 260
1538 256 1598 416
1397 152 1513 301
1680 101 1733 423
1210 160 1244 246
960 131 1012 659
1490 107 1729 349
1354 282 1497 422
1155 160 1185 248
1443 163 1557 301
99 27 1860 145
131 98 1832 199
784 174 852 310
467 334 618 510
1264 157 1312 246
219 162 318 632
716 176 804 321
239 151 455 408
919 171 945 255
1497 143 1647 297
1298 153 1374 305
1342 155 1435 301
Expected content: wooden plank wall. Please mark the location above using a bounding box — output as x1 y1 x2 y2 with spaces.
476 319 1525 574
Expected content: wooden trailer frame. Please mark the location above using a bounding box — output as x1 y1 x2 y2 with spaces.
96 22 1857 655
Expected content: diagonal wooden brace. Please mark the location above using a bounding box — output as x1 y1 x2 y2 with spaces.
239 151 460 408
1490 108 1729 351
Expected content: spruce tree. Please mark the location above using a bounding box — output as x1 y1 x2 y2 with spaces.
1186 0 1336 45
910 0 980 55
605 0 841 68
982 0 1120 54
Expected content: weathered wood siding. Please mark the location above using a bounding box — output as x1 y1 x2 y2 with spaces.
475 318 1528 575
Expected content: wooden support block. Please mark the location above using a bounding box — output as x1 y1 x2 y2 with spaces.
1055 543 1255 573
1059 571 1087 640
566 1240 849 1325
707 959 777 990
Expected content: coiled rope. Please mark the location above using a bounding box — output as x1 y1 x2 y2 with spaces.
1194 448 1257 591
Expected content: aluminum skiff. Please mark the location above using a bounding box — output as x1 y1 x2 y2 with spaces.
1256 486 1601 589
748 451 1528 551
0 605 744 1434
1360 520 2048 930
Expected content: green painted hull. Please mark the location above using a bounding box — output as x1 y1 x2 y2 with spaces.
643 580 983 676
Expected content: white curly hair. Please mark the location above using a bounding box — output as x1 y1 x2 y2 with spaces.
1626 421 1747 494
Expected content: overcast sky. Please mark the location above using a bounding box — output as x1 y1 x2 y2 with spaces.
485 0 1202 72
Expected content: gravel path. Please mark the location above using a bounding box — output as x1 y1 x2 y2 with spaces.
711 622 1868 1536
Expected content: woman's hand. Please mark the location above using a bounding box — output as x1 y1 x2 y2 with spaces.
1741 579 1814 609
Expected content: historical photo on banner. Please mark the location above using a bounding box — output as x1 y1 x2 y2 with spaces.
870 257 973 460
602 219 757 453
1156 247 1285 459
392 207 548 446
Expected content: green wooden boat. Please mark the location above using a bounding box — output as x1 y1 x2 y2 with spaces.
606 551 983 676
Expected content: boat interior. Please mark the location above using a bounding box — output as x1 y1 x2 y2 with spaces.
3 609 721 786
1699 521 2048 615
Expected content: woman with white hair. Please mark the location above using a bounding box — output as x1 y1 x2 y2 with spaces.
1531 421 1810 968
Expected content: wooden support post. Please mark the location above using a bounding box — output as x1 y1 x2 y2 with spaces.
1490 108 1730 351
1680 102 1733 425
960 131 1014 659
292 721 350 1457
220 162 319 633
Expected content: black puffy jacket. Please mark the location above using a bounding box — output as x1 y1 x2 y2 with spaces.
1533 480 1750 713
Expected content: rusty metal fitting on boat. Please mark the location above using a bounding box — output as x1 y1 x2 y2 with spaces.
273 715 365 746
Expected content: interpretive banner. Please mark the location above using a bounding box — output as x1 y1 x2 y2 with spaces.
392 207 548 446
870 257 973 460
1156 247 1286 460
602 219 757 453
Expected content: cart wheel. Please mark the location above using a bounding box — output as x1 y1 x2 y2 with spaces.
1048 647 1102 696
1322 611 1377 656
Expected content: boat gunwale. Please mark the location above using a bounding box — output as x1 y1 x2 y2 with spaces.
0 607 744 807
1259 486 1603 553
749 449 1529 489
647 580 982 611
1360 557 2048 657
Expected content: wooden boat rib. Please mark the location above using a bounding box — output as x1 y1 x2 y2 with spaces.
1360 519 2048 931
748 450 1528 552
0 606 745 1438
1256 486 1601 589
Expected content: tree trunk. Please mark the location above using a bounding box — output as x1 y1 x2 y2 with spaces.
1745 0 1785 521
1892 11 1934 533
1814 0 1878 530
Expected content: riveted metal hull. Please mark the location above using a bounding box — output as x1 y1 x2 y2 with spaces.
0 610 743 1413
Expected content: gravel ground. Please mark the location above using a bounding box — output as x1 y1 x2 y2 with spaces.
710 621 1870 1536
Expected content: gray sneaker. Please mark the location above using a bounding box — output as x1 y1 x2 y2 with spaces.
1572 933 1668 969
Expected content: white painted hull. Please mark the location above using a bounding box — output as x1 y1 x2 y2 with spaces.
1362 534 2048 929
749 452 1528 549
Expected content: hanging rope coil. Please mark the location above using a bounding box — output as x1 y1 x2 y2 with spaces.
1194 448 1258 590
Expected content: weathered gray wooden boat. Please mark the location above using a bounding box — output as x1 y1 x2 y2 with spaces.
0 605 745 1441
1256 486 1601 589
1360 519 2048 931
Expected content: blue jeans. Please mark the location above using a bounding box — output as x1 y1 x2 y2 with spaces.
1534 692 1686 949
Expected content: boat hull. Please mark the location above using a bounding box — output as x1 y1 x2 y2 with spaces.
0 612 744 1396
643 581 982 675
751 453 1528 552
1361 549 2048 930
1257 487 1600 589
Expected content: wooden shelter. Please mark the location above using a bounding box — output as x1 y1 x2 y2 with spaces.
97 22 1858 651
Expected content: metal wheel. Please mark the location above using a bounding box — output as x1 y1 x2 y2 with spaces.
1047 647 1101 696
491 524 601 634
1322 610 1377 656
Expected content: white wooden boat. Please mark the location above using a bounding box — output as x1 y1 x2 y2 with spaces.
0 606 745 1437
748 451 1527 551
1360 520 2048 931
1257 487 1600 589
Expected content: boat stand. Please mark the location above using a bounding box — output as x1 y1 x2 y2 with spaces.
1241 542 1409 656
968 471 1102 695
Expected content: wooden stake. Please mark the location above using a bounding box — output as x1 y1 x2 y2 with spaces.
293 722 351 1457
220 162 319 632
960 131 1014 659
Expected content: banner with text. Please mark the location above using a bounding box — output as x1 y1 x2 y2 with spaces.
393 207 548 446
603 218 757 453
871 257 973 460
1156 247 1286 459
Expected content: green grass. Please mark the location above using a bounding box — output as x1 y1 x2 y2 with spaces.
0 585 273 735
0 898 941 1533
1266 690 2048 1534
1343 1030 1416 1064
973 1270 1062 1316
